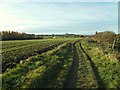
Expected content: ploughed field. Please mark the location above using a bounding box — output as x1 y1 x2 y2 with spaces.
1 38 120 89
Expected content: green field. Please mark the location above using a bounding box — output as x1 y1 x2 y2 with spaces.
1 37 120 89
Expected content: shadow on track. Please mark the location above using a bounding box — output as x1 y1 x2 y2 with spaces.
79 43 106 88
64 42 79 88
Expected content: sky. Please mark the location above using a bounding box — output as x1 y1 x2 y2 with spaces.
0 0 119 35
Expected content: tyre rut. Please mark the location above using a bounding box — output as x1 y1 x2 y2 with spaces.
64 41 79 88
79 42 106 88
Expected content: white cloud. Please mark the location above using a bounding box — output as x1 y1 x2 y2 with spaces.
0 1 118 34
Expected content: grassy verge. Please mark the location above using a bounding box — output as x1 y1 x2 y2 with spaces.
81 38 120 88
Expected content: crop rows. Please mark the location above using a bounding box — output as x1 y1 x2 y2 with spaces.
2 39 69 72
2 41 75 89
1 38 120 89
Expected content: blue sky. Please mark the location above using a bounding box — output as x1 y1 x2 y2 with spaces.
0 0 118 35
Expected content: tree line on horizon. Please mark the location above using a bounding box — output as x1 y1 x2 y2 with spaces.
0 31 36 40
0 31 119 42
0 31 81 40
